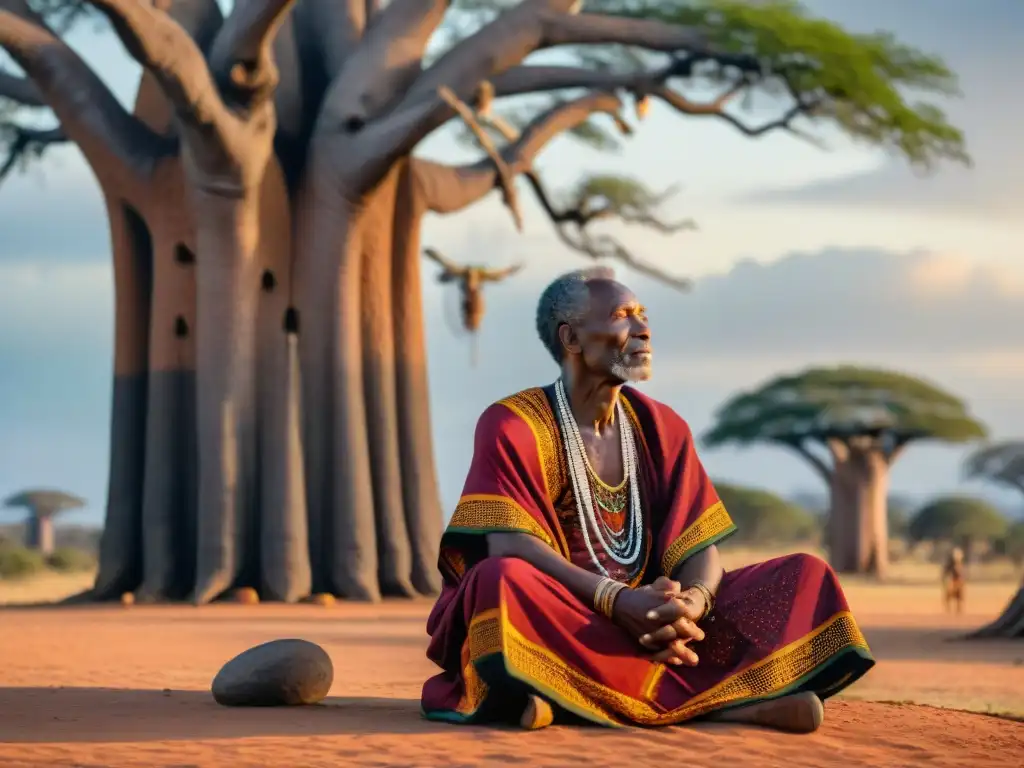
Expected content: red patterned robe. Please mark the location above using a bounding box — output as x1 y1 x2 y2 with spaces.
421 385 874 727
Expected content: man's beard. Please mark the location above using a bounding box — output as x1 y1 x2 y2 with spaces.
609 351 653 382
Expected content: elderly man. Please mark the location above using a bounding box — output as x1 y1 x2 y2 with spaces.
421 268 874 731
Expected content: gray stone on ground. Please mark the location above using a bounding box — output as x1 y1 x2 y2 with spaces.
211 638 333 706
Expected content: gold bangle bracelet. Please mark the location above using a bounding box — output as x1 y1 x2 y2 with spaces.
594 577 626 619
687 580 715 621
602 585 626 622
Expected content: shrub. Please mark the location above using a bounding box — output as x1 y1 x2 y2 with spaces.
0 544 46 579
714 482 820 545
46 547 98 573
909 496 1009 546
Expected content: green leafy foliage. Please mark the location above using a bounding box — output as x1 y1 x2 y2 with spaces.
447 0 968 229
454 1 966 168
908 496 1009 545
568 174 670 212
0 542 45 579
583 0 967 168
714 481 820 544
704 365 987 450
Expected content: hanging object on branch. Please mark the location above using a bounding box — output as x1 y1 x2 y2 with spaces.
423 247 523 366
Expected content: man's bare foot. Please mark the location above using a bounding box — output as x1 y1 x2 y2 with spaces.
520 694 555 730
706 692 824 733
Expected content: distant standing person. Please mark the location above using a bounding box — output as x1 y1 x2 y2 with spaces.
942 547 966 613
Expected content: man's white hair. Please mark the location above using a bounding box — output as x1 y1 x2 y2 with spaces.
535 266 617 363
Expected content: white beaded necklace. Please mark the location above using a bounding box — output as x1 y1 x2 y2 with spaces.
554 379 644 577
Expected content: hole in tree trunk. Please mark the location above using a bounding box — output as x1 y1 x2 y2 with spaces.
261 269 276 292
343 116 365 133
174 244 195 265
174 316 190 338
283 306 299 335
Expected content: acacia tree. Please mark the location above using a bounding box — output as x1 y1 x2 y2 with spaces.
908 495 1008 554
703 366 987 577
0 0 969 603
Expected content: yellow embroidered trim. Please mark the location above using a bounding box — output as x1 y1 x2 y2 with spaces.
498 388 567 503
660 500 736 577
447 494 556 550
454 609 500 715
468 604 869 726
455 661 489 715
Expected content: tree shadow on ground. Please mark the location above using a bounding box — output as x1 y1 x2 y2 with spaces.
0 687 454 743
862 625 1024 664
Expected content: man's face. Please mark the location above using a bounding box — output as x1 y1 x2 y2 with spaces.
573 279 653 382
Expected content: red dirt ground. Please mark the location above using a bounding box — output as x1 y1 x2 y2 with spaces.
1 595 1022 767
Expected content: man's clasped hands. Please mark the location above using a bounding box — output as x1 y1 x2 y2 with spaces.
611 575 707 666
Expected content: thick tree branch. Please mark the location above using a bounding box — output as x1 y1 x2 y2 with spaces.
772 437 833 484
826 437 850 464
0 67 44 106
438 84 523 231
299 0 372 71
83 0 227 127
417 89 692 288
340 2 712 188
208 0 298 108
491 63 822 145
0 8 169 177
317 0 448 129
541 10 707 52
417 91 624 214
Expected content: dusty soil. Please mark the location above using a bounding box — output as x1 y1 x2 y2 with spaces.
1 580 1023 767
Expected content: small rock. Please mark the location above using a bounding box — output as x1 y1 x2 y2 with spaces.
231 587 260 605
211 639 333 707
120 592 135 606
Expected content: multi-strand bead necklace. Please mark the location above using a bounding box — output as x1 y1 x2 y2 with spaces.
553 379 644 579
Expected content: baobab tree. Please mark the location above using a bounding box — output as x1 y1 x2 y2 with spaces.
703 366 987 577
0 0 969 603
2 489 86 555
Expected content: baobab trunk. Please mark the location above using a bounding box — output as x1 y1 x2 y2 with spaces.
26 514 55 555
358 163 416 598
92 199 154 598
293 154 445 601
829 447 890 578
254 160 311 603
392 162 443 595
190 189 262 605
136 164 200 601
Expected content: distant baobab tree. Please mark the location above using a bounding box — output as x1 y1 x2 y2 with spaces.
0 0 969 603
704 366 987 579
3 489 86 555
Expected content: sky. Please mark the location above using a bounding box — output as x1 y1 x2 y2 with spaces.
1 0 1022 528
